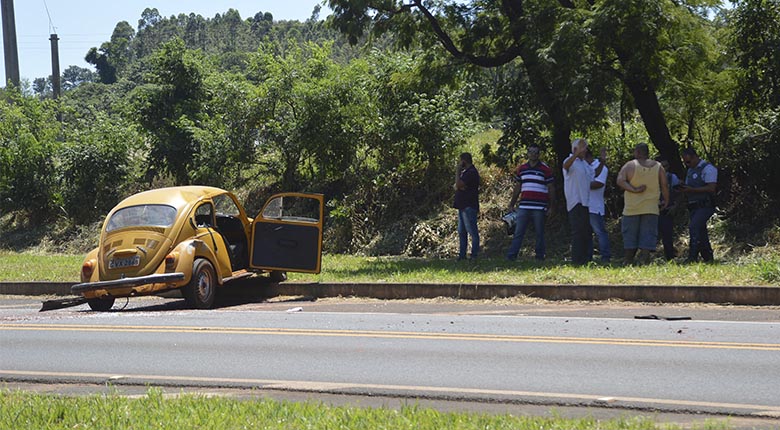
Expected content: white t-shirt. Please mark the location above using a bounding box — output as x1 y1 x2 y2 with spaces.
562 154 594 212
588 160 607 216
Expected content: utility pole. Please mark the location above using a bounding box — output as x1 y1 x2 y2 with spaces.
50 34 60 99
1 0 20 88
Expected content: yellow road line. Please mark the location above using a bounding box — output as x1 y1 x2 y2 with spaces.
2 323 780 351
2 369 779 413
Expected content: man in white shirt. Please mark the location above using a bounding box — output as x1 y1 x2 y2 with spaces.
585 148 610 263
562 138 604 265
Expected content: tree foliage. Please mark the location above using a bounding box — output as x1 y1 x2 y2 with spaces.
0 90 60 222
58 114 137 224
732 0 780 110
129 38 207 185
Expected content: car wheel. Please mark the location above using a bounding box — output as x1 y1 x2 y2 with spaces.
87 297 115 312
183 258 217 309
269 270 287 283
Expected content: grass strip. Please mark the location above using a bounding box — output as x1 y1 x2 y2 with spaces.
0 251 778 286
0 388 726 430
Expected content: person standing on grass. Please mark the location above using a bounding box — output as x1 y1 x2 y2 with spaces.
616 143 669 265
453 152 480 261
680 147 718 263
656 156 682 261
563 138 603 265
585 148 611 263
506 144 555 262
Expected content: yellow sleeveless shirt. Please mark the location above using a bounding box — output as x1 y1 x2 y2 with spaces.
623 160 660 216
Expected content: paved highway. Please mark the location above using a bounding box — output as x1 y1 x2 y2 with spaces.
1 296 779 421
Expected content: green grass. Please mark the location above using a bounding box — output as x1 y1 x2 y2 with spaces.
0 388 727 430
0 251 84 282
288 254 779 286
1 251 777 286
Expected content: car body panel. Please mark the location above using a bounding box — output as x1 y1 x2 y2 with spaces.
73 187 324 306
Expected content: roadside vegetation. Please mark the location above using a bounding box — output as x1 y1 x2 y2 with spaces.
2 2 780 264
0 389 731 430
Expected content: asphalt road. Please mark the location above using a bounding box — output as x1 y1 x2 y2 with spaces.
1 295 780 427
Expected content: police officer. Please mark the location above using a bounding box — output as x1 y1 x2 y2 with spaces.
680 148 717 262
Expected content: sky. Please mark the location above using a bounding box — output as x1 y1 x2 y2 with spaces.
1 0 330 85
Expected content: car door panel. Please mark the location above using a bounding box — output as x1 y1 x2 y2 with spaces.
250 193 324 274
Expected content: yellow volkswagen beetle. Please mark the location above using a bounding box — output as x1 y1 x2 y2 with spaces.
72 186 324 311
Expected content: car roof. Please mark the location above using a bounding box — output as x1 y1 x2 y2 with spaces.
115 186 228 212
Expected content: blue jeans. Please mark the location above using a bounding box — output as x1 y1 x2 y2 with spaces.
688 207 715 262
589 213 611 262
458 207 480 259
506 208 546 260
621 214 659 250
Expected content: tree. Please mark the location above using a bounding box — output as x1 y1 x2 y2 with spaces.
190 72 263 187
327 0 712 171
0 89 60 222
587 0 717 175
327 0 614 166
85 21 135 83
32 77 51 98
250 41 369 189
61 66 97 91
732 0 780 110
365 49 472 176
58 114 136 224
129 38 207 185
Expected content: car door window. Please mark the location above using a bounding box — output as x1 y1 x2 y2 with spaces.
194 203 214 227
213 194 242 217
261 196 320 223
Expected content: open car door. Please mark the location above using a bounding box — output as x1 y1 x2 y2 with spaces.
249 193 324 274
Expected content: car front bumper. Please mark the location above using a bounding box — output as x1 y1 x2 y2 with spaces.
71 273 186 294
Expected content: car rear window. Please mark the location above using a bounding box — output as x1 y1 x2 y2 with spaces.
106 205 178 232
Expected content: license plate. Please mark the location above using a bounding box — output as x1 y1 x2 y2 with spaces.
109 255 141 269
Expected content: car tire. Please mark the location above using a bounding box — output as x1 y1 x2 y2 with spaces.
87 297 115 312
269 270 287 283
183 258 217 309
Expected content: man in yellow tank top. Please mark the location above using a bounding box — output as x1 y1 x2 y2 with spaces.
616 143 670 264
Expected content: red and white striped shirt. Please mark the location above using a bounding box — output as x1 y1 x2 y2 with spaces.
514 161 554 211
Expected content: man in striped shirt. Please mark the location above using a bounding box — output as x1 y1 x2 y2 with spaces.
506 144 555 261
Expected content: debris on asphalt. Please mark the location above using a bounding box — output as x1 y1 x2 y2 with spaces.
634 315 692 321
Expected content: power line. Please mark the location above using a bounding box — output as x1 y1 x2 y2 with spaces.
42 0 56 34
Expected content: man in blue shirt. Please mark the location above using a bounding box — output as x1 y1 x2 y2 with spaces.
454 152 480 260
680 148 718 263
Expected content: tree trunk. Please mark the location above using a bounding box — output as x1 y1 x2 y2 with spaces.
613 45 684 176
623 76 684 176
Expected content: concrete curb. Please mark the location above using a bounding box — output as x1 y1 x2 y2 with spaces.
0 282 73 296
1 281 779 306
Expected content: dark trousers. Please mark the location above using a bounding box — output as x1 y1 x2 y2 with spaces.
658 210 675 260
688 206 715 262
568 204 592 265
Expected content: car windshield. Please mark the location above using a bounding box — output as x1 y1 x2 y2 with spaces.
106 205 178 232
